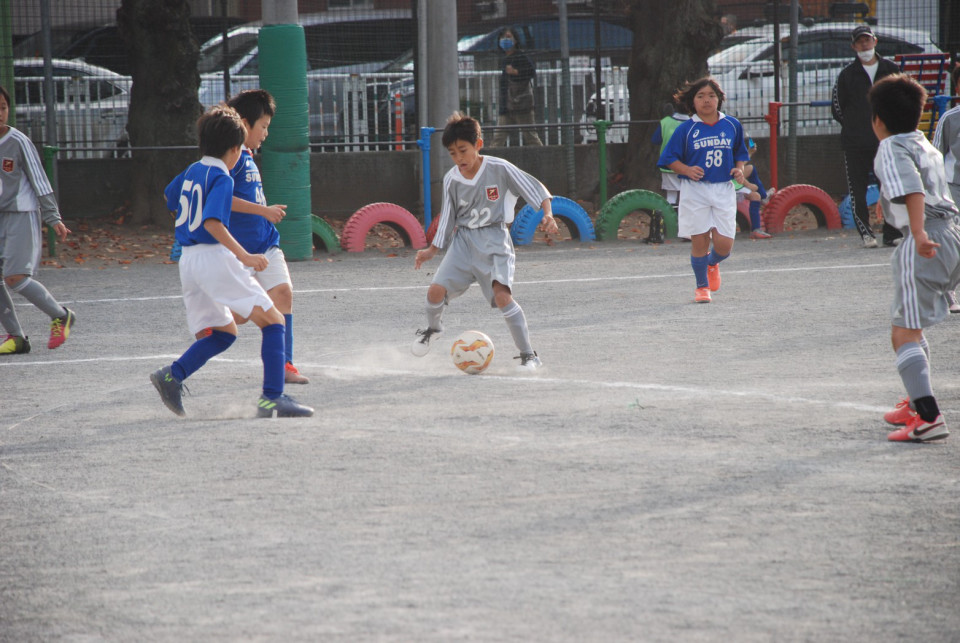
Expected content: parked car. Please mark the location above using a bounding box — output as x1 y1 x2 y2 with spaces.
196 9 414 144
707 22 941 127
580 22 941 142
377 15 633 142
12 58 130 157
13 17 245 76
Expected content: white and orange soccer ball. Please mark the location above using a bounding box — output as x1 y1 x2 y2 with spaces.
450 330 495 375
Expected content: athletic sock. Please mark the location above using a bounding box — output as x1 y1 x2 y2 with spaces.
706 249 730 266
261 323 285 399
896 342 935 419
749 201 763 230
691 254 709 288
913 396 941 423
500 300 533 354
10 277 66 319
0 284 24 337
426 297 445 332
284 313 294 364
171 330 236 382
919 335 930 360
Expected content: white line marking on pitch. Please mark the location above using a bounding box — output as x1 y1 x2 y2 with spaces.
45 262 890 305
0 353 887 414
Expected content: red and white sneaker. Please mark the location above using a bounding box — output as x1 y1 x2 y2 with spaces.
883 398 916 426
887 413 949 442
707 264 721 292
284 362 310 384
694 287 711 303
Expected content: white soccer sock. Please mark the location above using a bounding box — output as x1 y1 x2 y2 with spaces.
500 300 533 355
0 284 24 336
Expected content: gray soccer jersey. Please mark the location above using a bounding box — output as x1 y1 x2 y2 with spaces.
874 130 959 231
432 155 551 250
0 127 61 224
933 105 960 189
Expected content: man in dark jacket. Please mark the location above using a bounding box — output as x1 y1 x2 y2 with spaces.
491 27 542 147
832 24 902 247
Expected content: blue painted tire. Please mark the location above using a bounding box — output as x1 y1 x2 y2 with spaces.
510 196 595 246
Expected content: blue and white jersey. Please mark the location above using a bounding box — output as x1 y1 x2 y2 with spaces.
657 112 750 183
164 156 235 247
228 146 280 254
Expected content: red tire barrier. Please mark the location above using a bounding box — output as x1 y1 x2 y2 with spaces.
340 202 428 253
761 184 841 234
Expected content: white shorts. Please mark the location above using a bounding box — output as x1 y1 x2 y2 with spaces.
179 244 275 335
660 172 682 193
678 180 737 239
434 225 514 308
247 245 292 292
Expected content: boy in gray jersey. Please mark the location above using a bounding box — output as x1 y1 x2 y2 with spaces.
931 65 960 311
413 112 557 370
870 74 960 442
0 85 75 355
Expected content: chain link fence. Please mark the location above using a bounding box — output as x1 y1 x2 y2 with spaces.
5 1 958 158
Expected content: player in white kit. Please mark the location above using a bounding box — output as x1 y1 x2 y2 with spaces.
0 85 75 355
412 113 557 370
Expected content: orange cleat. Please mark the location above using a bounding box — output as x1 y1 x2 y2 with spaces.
887 413 949 442
694 287 712 303
707 264 721 292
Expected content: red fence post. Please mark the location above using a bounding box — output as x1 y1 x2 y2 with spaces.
764 101 782 190
394 93 403 151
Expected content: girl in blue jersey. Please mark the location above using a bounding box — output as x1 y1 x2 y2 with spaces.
658 77 750 303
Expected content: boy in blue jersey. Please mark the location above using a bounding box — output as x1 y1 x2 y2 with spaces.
658 77 750 303
152 106 313 418
225 90 308 384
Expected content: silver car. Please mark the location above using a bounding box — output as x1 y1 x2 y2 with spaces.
13 58 130 158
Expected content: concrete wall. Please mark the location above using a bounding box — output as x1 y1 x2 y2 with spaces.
55 135 850 223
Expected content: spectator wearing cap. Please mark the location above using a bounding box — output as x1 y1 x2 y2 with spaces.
831 24 903 248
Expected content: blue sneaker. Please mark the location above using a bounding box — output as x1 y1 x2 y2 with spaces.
256 393 314 418
150 366 185 416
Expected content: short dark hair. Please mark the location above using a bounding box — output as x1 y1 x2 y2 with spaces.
674 77 725 113
197 105 246 158
442 111 481 147
0 85 10 108
227 89 276 126
868 74 926 135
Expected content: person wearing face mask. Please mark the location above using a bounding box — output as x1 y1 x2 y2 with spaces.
831 24 902 248
491 27 543 147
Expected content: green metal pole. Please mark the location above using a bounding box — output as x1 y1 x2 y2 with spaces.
42 146 58 257
594 120 611 208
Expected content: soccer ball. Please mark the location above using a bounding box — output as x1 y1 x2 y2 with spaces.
450 330 495 375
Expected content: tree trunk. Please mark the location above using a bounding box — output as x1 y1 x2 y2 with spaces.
623 0 723 191
117 0 202 226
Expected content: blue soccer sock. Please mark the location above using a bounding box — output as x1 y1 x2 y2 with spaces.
171 330 236 382
749 200 763 230
261 323 285 400
284 313 294 364
706 249 729 266
691 254 709 288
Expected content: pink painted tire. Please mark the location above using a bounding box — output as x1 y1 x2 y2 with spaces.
761 184 841 233
340 202 428 252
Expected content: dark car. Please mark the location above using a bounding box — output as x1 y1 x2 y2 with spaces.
13 17 245 76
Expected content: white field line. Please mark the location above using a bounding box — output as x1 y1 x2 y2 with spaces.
1 353 888 415
39 262 889 306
